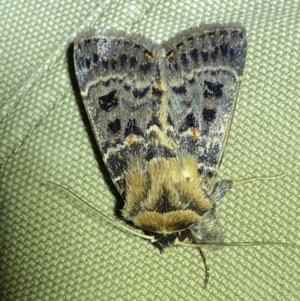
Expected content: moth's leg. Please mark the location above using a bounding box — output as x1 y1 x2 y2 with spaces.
190 206 224 244
190 208 223 288
191 180 232 244
199 247 210 288
210 180 233 204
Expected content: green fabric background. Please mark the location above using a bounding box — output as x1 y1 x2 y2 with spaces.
1 0 300 300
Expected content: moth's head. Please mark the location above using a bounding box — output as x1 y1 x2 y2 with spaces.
126 209 200 250
152 230 189 250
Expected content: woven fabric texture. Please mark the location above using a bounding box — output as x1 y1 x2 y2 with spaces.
1 0 299 300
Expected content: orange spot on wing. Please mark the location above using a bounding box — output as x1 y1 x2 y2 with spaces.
204 174 212 184
166 50 174 60
144 50 153 60
156 82 163 91
190 127 198 141
117 152 124 160
126 133 134 147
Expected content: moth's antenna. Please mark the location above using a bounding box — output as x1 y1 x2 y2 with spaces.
175 239 295 287
175 240 295 248
48 181 156 243
233 173 284 186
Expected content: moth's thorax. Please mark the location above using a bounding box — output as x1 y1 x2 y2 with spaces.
122 155 212 234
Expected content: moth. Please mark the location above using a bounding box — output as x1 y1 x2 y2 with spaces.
73 24 247 284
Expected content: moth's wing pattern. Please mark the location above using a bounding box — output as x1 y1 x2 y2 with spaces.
162 24 247 190
74 30 161 194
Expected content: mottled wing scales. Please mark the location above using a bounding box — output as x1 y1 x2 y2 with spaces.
163 24 246 188
74 25 246 197
74 30 161 193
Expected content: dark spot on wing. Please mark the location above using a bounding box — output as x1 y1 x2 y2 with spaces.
106 152 126 178
187 36 194 43
132 86 150 98
201 50 209 61
167 115 174 126
86 58 91 69
190 48 199 61
169 62 179 72
220 43 228 56
102 59 109 69
111 58 117 69
84 39 91 46
103 80 110 87
204 81 223 98
124 118 143 137
92 53 100 65
172 85 187 94
179 113 198 132
107 117 121 135
188 78 196 84
199 144 220 166
202 108 216 125
120 53 127 66
180 53 189 65
152 87 163 97
147 116 162 129
140 61 152 72
130 56 137 68
211 46 218 60
176 42 184 48
99 90 118 112
123 83 131 91
116 179 125 191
